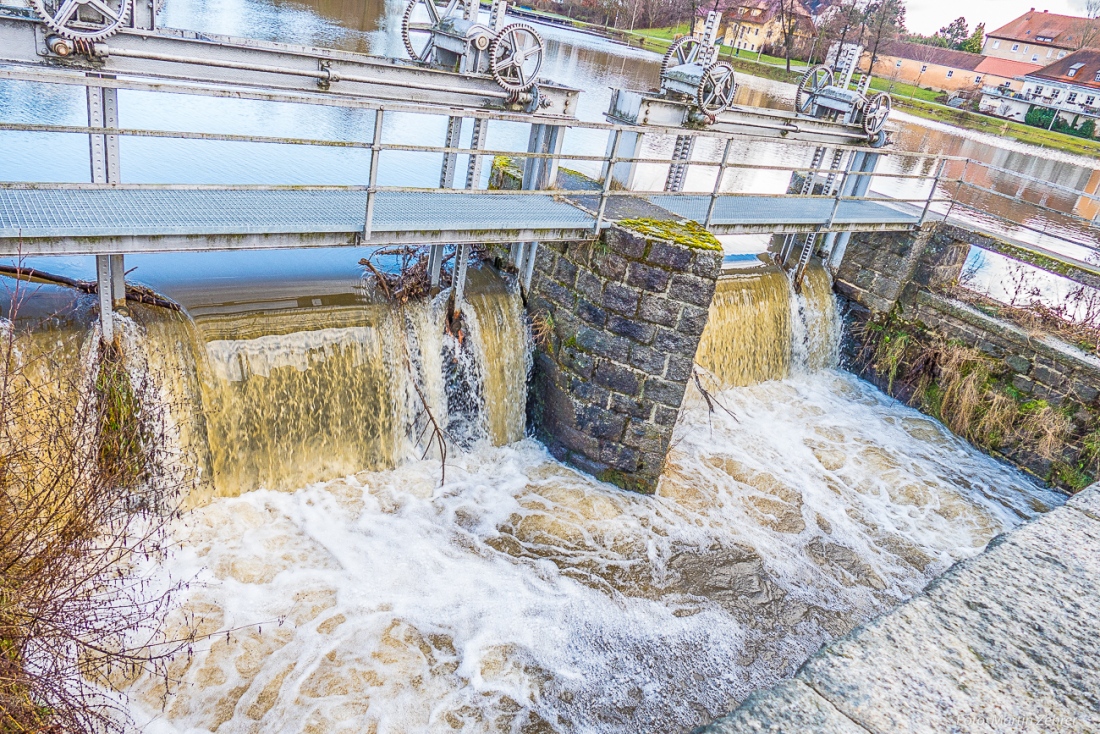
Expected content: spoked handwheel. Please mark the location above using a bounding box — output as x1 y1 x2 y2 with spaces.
30 0 133 42
862 92 892 135
696 61 736 117
401 0 466 61
661 36 701 76
489 23 544 93
795 64 833 115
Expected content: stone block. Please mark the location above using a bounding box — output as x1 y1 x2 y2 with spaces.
668 273 716 308
577 299 607 327
1005 354 1031 374
605 226 647 259
796 504 1100 734
655 327 698 354
592 252 629 281
603 282 640 316
568 452 610 479
542 279 575 310
626 262 672 293
575 270 604 304
639 294 681 327
599 442 641 472
575 404 627 440
1068 483 1100 520
575 327 631 363
654 404 679 426
691 250 724 279
559 346 594 379
1012 374 1035 394
695 680 866 734
622 419 673 454
1031 363 1065 390
628 345 667 374
1071 381 1100 405
645 377 688 408
554 257 579 287
609 393 653 419
555 424 601 456
677 304 710 337
665 355 694 382
645 240 693 270
566 374 610 408
608 315 656 345
593 360 641 397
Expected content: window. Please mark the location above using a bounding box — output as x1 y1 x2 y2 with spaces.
1035 85 1044 95
975 75 982 83
1068 62 1085 77
1047 49 1053 58
993 40 1001 49
1069 92 1078 103
946 69 954 78
1032 55 1039 62
1052 89 1060 98
896 60 902 68
755 28 759 35
1095 71 1100 81
1059 51 1067 58
1024 45 1030 52
920 64 928 73
1011 44 1019 52
1087 96 1096 105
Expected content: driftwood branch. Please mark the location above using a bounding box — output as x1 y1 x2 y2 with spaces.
0 265 181 311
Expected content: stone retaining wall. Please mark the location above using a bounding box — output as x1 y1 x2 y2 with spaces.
526 223 722 493
695 484 1100 734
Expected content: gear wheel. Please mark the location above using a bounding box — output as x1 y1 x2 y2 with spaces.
660 36 700 78
31 0 133 42
696 61 735 116
401 0 466 62
489 23 543 93
795 64 833 115
862 91 892 135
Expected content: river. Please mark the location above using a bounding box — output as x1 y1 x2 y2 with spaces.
0 1 1078 731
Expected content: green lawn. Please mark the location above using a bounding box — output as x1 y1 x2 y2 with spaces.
866 77 941 103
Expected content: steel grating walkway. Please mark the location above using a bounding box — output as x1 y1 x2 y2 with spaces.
0 187 921 255
649 195 920 234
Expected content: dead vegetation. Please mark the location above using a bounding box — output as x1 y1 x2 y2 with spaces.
1 274 193 733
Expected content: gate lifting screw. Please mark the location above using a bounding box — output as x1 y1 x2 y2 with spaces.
47 35 73 56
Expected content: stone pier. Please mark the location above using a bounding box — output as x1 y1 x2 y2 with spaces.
525 221 723 493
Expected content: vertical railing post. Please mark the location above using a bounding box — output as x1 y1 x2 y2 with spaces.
920 156 947 225
594 128 622 235
96 255 114 342
704 137 734 230
364 107 384 240
465 117 488 189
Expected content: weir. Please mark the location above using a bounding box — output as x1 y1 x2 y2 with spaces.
2 2 1099 732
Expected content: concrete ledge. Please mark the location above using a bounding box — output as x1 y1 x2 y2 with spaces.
698 484 1100 734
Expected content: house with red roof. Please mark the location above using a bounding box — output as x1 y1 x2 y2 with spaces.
860 41 1039 95
981 8 1100 66
979 48 1100 134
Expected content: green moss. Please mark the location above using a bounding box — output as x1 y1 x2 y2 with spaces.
597 468 654 494
1052 461 1093 491
618 218 722 252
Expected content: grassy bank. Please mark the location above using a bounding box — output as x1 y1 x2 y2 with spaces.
892 97 1100 157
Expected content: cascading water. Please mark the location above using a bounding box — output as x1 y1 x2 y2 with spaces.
94 259 1061 733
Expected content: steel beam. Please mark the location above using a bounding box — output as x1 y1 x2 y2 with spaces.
0 15 580 118
96 254 114 341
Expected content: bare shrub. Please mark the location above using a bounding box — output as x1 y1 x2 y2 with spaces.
0 272 192 733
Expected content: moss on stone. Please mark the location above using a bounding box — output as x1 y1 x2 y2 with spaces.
618 218 722 252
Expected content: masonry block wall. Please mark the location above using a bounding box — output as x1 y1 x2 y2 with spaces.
835 220 1100 490
526 224 722 494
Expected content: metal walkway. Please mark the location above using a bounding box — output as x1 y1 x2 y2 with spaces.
0 188 596 254
0 187 922 255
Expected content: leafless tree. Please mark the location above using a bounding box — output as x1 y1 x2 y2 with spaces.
1 266 195 733
1073 0 1100 50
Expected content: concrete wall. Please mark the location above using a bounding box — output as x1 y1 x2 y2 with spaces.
695 484 1100 734
526 223 722 493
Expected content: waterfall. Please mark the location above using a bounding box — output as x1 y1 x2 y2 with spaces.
694 261 839 388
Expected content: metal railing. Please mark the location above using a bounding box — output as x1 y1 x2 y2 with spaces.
1 85 1098 256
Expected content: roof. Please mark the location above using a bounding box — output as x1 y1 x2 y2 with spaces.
872 41 983 71
974 56 1043 79
986 9 1100 49
701 0 812 22
1028 48 1100 89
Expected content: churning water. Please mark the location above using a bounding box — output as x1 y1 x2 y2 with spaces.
78 262 1058 734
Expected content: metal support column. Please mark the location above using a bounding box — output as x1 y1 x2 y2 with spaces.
88 78 122 341
465 118 488 189
827 149 881 273
440 116 463 188
453 244 470 314
664 134 695 192
364 107 384 239
607 129 641 190
428 244 445 294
